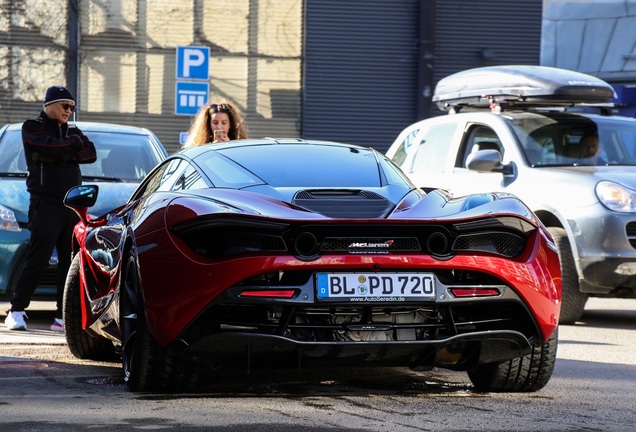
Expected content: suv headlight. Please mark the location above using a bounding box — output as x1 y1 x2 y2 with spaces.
0 204 21 231
596 181 636 212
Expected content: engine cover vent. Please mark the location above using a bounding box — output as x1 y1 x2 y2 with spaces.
292 189 393 218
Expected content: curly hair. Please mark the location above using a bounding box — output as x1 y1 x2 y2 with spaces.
184 98 248 147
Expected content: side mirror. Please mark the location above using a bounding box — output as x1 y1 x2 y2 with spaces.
64 185 99 222
64 185 99 207
466 149 514 175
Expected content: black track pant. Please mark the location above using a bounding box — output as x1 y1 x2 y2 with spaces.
10 199 78 318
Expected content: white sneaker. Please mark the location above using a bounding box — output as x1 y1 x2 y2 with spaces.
50 318 64 332
5 311 28 330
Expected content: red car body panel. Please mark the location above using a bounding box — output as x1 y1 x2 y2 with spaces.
132 223 560 347
73 187 562 347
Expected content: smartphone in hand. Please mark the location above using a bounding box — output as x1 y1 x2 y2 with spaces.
213 130 226 141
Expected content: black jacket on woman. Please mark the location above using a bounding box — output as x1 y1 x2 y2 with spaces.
21 111 97 202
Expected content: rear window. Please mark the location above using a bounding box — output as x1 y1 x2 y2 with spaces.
217 144 402 188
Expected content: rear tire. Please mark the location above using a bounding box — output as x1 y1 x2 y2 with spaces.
63 253 117 360
468 328 558 392
548 227 587 324
120 249 199 392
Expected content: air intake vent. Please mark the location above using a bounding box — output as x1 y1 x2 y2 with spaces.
292 189 393 218
626 221 636 248
452 232 525 258
294 190 384 200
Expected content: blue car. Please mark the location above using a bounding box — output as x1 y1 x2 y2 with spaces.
0 121 168 299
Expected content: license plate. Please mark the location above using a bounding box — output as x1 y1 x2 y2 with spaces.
316 273 436 302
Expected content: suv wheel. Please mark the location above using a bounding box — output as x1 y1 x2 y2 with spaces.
548 227 588 324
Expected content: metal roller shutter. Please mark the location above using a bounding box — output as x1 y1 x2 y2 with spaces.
435 0 542 83
303 0 420 152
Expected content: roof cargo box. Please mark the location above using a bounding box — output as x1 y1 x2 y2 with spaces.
433 65 616 111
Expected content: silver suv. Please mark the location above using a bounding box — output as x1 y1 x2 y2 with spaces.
386 65 636 324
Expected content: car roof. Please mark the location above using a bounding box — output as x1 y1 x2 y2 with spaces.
2 121 155 135
178 138 373 157
401 108 636 132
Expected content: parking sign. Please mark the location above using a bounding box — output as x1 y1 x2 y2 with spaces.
175 82 209 116
176 46 210 80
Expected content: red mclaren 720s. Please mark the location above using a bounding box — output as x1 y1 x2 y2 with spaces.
62 138 561 393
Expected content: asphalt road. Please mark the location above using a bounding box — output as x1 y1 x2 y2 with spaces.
1 298 635 431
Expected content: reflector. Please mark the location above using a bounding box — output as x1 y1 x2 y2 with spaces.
450 288 500 298
240 289 296 298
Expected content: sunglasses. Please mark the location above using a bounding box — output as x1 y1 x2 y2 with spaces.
209 103 228 112
59 103 76 112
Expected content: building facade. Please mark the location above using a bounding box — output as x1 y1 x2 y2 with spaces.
0 0 542 154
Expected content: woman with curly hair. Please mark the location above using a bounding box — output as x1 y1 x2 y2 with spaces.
184 98 248 147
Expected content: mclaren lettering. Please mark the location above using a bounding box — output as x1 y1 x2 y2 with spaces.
348 240 394 248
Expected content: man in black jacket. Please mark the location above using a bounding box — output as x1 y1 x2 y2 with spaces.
4 85 97 332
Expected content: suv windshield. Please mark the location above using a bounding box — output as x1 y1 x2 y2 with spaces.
508 111 636 167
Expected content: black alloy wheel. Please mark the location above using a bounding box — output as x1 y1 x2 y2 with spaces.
120 249 199 392
121 249 152 391
63 253 117 360
468 328 558 392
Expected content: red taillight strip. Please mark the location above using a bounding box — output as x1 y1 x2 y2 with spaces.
240 289 296 298
449 288 500 298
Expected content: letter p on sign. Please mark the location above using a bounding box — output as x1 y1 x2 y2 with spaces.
176 46 210 81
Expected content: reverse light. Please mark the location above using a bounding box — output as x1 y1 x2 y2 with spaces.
449 287 500 298
240 289 296 298
596 181 636 213
0 204 21 232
